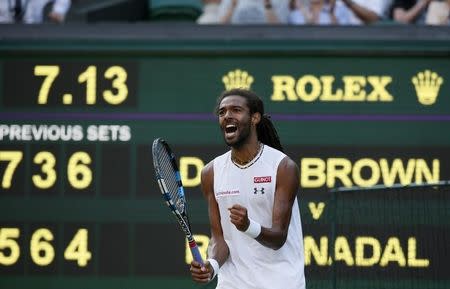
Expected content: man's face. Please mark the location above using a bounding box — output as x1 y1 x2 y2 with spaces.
217 95 253 148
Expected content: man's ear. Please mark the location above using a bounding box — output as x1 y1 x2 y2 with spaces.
252 112 261 126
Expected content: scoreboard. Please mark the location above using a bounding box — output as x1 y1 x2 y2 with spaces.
1 24 450 289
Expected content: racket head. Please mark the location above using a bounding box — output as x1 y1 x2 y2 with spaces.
151 138 204 265
152 138 187 215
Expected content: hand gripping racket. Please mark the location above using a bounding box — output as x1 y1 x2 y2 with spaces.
152 138 204 265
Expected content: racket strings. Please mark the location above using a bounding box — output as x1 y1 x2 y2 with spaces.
157 145 184 212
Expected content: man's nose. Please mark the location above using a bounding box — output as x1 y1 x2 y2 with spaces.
224 110 233 118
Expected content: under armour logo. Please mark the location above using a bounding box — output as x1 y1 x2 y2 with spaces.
254 187 265 194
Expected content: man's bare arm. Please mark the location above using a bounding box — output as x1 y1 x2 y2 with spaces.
190 162 229 283
228 157 299 250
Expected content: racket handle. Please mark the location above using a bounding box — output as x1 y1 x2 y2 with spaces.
189 241 204 265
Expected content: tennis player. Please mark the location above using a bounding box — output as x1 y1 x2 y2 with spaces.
190 88 305 289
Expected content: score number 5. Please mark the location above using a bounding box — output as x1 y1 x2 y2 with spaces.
34 65 128 105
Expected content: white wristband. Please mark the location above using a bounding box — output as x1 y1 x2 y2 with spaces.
207 258 219 280
244 218 261 239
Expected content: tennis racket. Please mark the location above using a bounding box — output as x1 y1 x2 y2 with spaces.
152 138 204 265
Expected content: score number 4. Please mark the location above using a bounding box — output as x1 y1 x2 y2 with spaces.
35 65 128 105
0 151 92 190
0 228 91 267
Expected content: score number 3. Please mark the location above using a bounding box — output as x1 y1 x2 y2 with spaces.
34 65 128 105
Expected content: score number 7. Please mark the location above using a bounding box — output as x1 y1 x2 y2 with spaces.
34 65 128 105
0 151 22 189
34 65 60 105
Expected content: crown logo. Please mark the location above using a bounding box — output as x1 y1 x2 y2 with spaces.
412 70 443 105
222 69 254 90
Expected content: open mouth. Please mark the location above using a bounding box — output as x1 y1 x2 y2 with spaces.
225 124 237 134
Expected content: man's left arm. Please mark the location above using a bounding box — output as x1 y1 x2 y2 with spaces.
228 156 299 250
257 156 298 249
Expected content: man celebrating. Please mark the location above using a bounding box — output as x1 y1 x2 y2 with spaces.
190 89 306 289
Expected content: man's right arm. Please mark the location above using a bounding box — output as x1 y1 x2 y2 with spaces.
190 161 229 283
203 161 229 269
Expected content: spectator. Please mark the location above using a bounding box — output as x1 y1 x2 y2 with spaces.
341 0 392 24
0 0 26 23
197 0 222 24
389 0 432 24
288 0 351 25
0 0 71 24
425 0 449 25
219 0 290 24
25 0 71 23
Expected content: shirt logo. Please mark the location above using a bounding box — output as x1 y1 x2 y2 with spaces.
254 187 265 194
216 190 240 198
254 176 272 183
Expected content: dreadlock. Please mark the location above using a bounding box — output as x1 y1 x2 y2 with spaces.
216 88 284 152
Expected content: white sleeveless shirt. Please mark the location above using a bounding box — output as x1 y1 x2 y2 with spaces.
213 144 305 289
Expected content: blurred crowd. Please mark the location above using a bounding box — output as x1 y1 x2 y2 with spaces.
1 0 449 25
0 0 71 23
198 0 450 25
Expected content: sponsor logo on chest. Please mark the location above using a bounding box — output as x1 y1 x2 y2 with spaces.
254 176 272 183
216 190 240 198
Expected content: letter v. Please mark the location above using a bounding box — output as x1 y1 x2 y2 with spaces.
308 202 325 220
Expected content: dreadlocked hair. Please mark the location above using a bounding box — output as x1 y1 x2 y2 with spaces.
216 88 284 152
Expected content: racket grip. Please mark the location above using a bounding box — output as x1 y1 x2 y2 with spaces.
189 241 204 265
